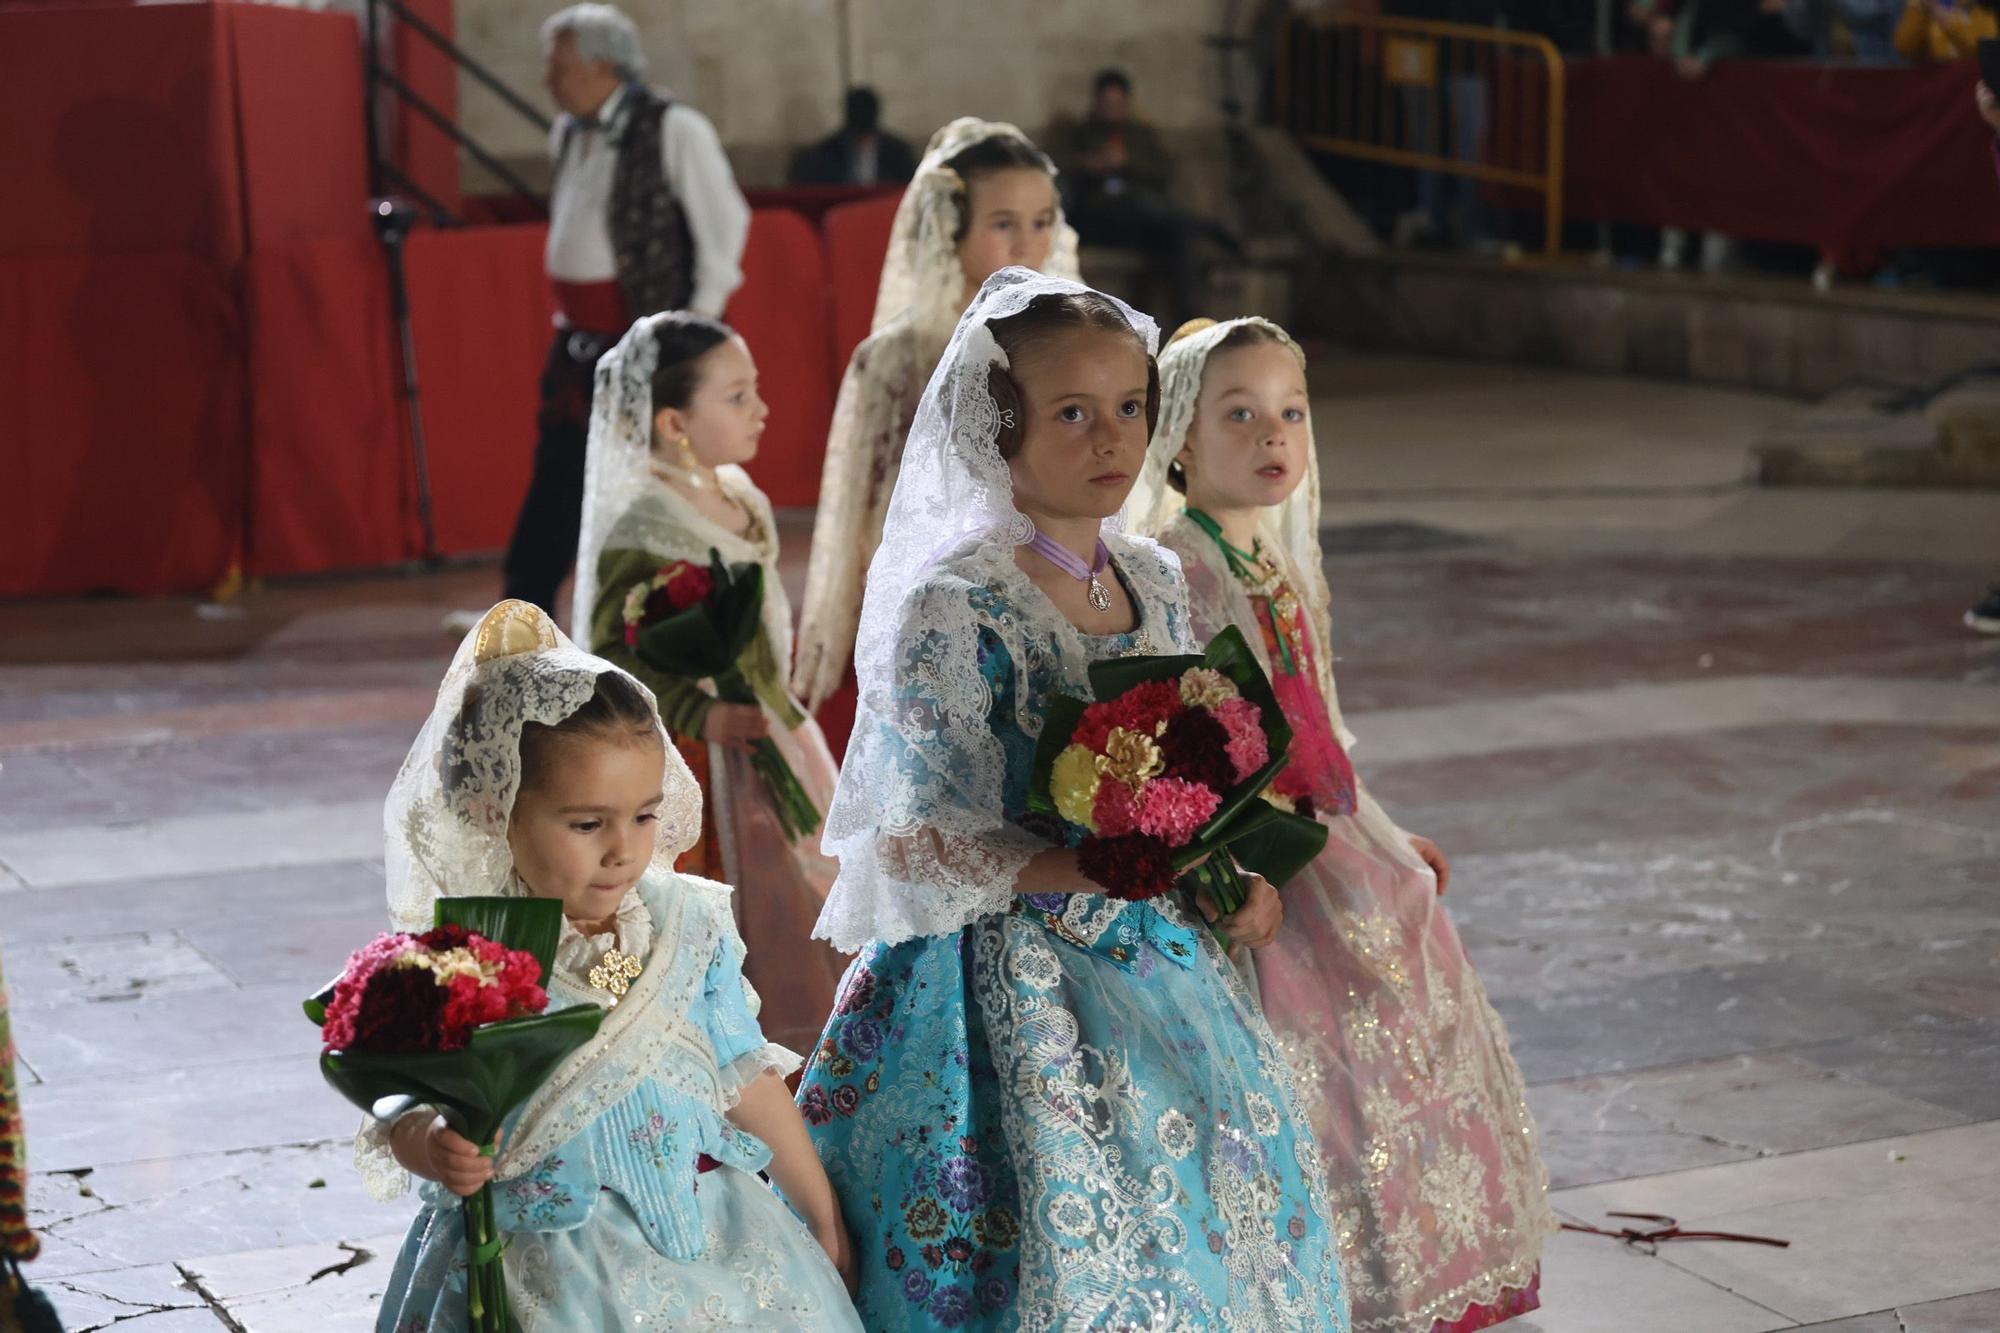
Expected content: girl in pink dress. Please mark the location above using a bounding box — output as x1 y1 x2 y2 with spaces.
1126 317 1556 1333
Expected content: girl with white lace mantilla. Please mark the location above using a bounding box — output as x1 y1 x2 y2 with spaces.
364 602 860 1331
797 270 1349 1332
791 117 1082 732
1126 319 1555 1333
572 312 848 1057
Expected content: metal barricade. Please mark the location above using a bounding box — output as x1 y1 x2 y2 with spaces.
1276 12 1567 255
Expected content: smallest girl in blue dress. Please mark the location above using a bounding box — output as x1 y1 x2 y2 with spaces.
359 600 861 1331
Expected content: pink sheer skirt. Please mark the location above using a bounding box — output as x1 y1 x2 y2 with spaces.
1247 792 1553 1332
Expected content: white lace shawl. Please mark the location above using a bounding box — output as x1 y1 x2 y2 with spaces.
357 871 800 1201
791 117 1083 709
575 464 796 678
1123 316 1356 751
807 268 1169 952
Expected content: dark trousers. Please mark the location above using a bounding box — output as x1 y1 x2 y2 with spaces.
501 331 608 618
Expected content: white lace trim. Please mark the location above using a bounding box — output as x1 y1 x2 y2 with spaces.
384 611 700 934
715 1042 804 1110
552 887 655 992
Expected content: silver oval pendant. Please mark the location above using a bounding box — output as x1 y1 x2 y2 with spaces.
1088 577 1111 612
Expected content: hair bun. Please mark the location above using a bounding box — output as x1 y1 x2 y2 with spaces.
1168 317 1218 346
472 600 559 663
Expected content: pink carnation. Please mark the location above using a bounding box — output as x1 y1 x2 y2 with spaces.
1134 777 1222 845
1213 697 1269 782
1092 780 1142 836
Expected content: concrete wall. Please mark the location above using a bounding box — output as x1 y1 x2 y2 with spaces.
451 0 1232 186
1307 255 2000 399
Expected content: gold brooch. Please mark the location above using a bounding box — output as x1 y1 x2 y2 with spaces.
587 948 643 1004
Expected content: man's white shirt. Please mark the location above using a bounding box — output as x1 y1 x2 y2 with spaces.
544 85 750 319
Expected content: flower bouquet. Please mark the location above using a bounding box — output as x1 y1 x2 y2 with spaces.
303 897 603 1333
1027 625 1328 930
623 549 821 840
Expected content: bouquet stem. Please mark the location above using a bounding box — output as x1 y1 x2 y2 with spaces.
715 668 821 841
462 1155 510 1333
1183 855 1249 947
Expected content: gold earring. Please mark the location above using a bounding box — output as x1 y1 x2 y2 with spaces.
675 435 707 489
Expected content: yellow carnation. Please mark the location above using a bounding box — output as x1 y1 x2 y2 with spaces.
1051 744 1103 828
1096 726 1166 789
1179 667 1239 710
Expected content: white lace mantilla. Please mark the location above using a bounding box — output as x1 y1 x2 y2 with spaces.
792 116 1083 712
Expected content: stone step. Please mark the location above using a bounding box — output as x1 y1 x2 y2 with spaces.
1754 376 2000 488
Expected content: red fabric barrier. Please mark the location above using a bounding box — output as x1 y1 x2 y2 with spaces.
1566 56 2000 250
0 251 244 597
729 209 835 509
744 184 900 227
391 0 464 218
0 3 243 261
245 237 411 576
230 5 372 248
402 224 556 556
824 193 902 371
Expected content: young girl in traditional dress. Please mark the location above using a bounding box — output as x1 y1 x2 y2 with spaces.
572 313 848 1055
1126 318 1554 1333
363 600 861 1331
791 117 1082 730
798 270 1350 1332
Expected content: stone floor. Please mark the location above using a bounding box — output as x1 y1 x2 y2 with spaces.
3 354 1996 1330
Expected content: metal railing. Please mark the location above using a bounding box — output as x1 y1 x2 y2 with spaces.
1275 12 1567 255
364 0 551 225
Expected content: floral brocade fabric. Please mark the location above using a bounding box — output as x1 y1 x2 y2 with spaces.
1160 519 1556 1333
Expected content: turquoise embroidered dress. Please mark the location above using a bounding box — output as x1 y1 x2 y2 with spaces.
372 875 862 1332
800 537 1349 1332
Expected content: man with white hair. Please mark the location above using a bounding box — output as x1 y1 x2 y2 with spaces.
492 2 750 622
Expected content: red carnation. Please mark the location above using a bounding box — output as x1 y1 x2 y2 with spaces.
1077 833 1179 901
1075 680 1183 749
417 923 473 952
1158 709 1236 793
347 964 450 1053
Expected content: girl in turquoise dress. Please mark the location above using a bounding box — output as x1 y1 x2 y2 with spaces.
798 269 1350 1332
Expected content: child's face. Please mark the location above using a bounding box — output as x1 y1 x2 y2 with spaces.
507 733 666 927
956 168 1059 293
1005 326 1152 525
653 336 767 469
1179 340 1311 515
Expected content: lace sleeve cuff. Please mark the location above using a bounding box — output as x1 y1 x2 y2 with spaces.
354 1113 411 1203
716 1042 804 1109
814 825 1037 954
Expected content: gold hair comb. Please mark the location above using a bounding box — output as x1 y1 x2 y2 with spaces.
472 600 559 664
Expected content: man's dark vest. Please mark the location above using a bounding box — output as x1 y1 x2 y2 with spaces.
559 85 695 318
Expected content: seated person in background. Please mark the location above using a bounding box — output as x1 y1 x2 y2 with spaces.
1894 0 1997 59
789 86 918 186
1055 68 1238 326
1835 0 1906 59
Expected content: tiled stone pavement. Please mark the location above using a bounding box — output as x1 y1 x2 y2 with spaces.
3 355 1996 1330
